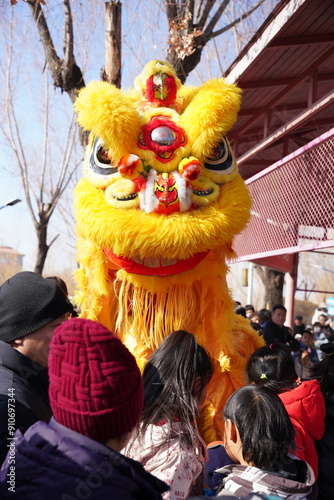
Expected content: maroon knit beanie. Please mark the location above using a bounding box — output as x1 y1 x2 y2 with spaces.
48 318 143 443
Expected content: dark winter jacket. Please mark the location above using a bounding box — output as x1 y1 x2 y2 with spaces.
294 323 306 336
0 418 169 499
263 319 293 345
0 341 52 464
316 394 334 499
205 441 232 491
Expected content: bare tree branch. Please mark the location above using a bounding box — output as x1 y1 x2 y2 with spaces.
212 37 224 76
163 0 179 21
63 0 75 69
26 1 63 87
40 72 49 207
48 233 60 248
182 0 194 29
4 11 37 225
197 0 215 27
195 0 205 20
210 0 267 40
50 119 78 214
203 0 230 38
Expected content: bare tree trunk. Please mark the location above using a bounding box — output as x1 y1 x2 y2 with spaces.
255 266 285 310
34 217 60 274
34 222 48 275
102 1 122 88
167 46 204 84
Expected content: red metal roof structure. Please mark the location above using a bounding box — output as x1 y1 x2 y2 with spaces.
224 0 334 322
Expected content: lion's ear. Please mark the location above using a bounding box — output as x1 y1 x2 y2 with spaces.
74 81 141 158
180 79 242 158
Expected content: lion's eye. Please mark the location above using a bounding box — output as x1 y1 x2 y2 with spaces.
89 138 118 177
204 137 236 175
96 146 111 164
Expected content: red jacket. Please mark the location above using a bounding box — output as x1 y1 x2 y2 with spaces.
279 379 325 479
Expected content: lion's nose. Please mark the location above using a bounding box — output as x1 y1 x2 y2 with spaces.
153 172 180 215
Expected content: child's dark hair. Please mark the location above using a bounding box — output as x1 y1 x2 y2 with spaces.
246 344 298 393
311 342 334 395
259 308 271 324
250 322 262 332
301 330 313 337
272 304 287 313
224 385 295 470
235 306 246 318
139 330 213 447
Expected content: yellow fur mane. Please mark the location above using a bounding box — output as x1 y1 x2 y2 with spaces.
73 60 264 442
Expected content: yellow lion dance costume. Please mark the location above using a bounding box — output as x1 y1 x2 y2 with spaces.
73 60 263 442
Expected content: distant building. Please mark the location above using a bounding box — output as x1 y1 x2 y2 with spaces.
0 246 24 283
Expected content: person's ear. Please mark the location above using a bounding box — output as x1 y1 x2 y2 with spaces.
11 338 24 348
225 418 238 444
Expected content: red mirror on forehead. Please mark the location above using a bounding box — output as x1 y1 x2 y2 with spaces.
138 116 187 163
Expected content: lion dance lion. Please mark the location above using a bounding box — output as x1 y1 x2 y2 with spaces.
73 60 263 442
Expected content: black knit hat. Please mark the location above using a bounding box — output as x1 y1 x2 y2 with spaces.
0 271 73 343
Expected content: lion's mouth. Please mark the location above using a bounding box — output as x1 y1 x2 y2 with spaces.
113 193 138 201
103 248 209 276
109 185 214 207
193 188 214 196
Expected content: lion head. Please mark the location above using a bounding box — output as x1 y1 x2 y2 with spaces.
74 61 251 279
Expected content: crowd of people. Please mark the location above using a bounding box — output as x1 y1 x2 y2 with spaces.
0 271 333 499
235 302 334 381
